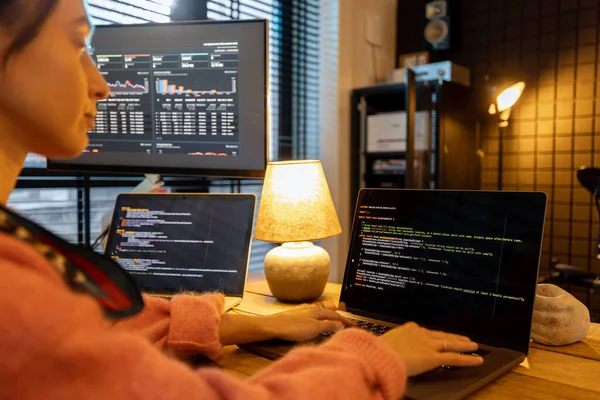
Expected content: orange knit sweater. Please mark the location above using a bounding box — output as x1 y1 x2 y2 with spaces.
0 232 407 399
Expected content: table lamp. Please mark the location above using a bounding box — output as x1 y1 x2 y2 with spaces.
254 160 342 302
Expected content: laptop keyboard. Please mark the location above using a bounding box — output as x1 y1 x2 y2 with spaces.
321 317 392 337
349 318 393 335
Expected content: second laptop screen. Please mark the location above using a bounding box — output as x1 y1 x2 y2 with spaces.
106 194 255 295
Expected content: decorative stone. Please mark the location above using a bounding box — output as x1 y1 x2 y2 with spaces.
531 284 590 346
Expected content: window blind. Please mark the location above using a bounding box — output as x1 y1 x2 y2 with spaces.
87 0 172 25
8 188 82 243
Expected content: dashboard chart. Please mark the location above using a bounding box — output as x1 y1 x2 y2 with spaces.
87 42 240 157
107 78 149 94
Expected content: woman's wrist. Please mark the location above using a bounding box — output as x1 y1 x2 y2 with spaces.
218 305 354 346
218 313 278 346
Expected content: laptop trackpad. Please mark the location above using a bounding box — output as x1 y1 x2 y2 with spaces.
405 346 524 400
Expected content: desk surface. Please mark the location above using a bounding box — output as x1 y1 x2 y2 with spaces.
218 279 600 399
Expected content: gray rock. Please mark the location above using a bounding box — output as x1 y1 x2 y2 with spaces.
531 284 590 346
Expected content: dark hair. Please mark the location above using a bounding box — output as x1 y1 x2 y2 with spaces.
0 0 59 65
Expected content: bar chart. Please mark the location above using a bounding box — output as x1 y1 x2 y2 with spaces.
155 76 236 96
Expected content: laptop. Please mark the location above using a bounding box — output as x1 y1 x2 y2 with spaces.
104 193 256 310
240 189 547 399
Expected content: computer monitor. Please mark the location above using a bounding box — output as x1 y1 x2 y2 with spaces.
47 20 268 178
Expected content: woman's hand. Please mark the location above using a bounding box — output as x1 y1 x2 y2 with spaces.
378 322 483 376
263 302 355 342
218 302 354 346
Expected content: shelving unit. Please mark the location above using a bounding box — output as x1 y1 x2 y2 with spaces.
349 78 479 215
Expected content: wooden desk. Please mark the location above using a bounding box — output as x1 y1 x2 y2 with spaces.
218 280 600 399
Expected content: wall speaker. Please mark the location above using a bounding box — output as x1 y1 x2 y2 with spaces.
424 0 451 51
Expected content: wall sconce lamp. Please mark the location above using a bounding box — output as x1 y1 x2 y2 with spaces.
488 81 526 190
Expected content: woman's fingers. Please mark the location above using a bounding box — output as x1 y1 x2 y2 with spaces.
316 320 345 334
313 307 356 326
436 352 484 368
432 338 479 353
424 337 479 353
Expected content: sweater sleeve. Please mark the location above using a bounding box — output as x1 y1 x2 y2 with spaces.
0 256 407 400
112 293 224 359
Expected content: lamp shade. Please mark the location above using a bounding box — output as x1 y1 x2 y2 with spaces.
254 160 342 243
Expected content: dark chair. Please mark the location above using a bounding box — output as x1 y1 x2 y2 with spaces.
542 258 600 318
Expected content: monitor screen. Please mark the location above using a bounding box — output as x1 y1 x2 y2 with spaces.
340 189 547 354
48 20 268 178
105 193 256 296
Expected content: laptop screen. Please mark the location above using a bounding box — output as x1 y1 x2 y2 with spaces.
105 193 255 296
340 189 547 354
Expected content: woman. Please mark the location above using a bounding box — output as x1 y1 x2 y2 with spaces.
0 1 483 399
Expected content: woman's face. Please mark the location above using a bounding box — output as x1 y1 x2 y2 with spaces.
0 0 109 159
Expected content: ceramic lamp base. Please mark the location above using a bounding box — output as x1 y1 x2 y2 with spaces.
264 241 330 302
